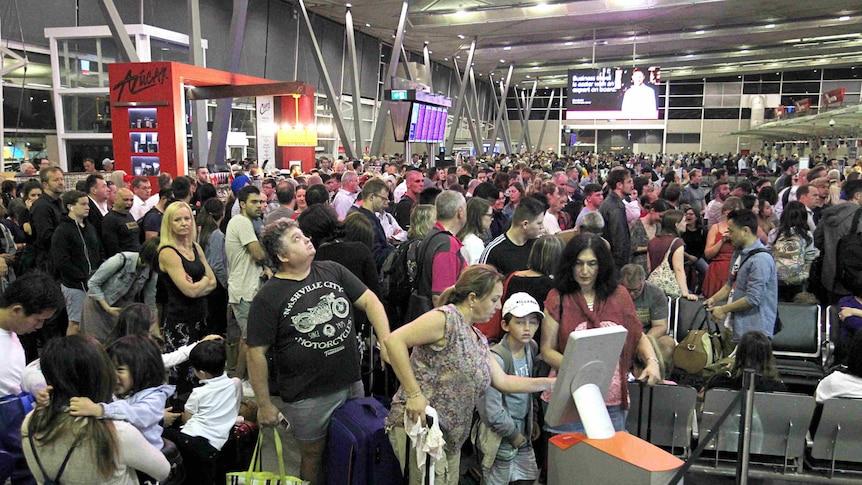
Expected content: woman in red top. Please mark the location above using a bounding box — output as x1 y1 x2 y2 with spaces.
540 234 661 434
702 197 743 298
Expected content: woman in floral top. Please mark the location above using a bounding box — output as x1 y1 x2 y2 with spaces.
384 265 554 485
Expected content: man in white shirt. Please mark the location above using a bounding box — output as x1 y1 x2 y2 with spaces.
130 176 154 221
225 186 267 384
332 171 359 220
621 69 657 118
0 273 64 483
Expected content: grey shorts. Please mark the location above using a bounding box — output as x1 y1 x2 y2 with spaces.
61 285 86 322
280 381 363 443
230 299 251 339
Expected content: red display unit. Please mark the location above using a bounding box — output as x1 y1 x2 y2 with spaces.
108 62 317 177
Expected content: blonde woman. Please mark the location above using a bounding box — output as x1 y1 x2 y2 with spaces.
158 202 216 392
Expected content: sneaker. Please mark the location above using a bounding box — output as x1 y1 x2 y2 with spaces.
242 379 255 398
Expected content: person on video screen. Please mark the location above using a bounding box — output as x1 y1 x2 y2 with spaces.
621 69 657 117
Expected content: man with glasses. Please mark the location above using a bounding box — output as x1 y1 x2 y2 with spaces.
621 263 670 339
350 178 394 270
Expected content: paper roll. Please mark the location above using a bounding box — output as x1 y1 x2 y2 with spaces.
573 383 615 439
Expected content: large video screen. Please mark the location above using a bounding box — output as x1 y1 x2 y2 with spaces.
565 67 661 120
408 103 448 143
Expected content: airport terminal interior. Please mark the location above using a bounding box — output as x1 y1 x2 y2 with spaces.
3 1 862 484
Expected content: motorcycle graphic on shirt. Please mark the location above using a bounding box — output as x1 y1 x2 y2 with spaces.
291 292 350 333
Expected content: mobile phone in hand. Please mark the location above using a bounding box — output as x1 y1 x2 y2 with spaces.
277 412 290 430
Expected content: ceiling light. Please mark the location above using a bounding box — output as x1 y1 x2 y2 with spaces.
526 75 531 78
365 23 371 27
685 54 694 58
503 46 512 51
695 30 705 35
839 16 850 21
455 55 460 59
456 10 466 15
565 41 573 46
500 59 505 63
765 23 776 28
740 49 750 53
457 34 466 39
444 57 449 61
532 66 539 69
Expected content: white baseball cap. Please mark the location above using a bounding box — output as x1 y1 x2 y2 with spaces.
502 292 542 318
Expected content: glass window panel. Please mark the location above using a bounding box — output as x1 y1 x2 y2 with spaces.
783 70 820 81
149 39 191 63
744 72 782 82
743 82 781 94
704 108 740 119
669 84 704 95
60 93 112 133
782 82 820 94
667 108 702 119
668 96 703 108
822 81 862 94
703 95 723 107
823 68 862 80
3 87 56 130
58 38 120 89
704 76 740 83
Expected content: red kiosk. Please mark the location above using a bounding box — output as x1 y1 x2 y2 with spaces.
108 61 317 177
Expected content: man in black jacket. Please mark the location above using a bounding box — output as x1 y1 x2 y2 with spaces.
599 167 635 270
85 173 109 236
30 167 65 273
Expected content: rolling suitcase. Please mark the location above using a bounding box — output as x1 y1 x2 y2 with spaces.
326 397 403 484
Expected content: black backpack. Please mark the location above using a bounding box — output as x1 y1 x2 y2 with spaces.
379 238 423 310
837 208 862 293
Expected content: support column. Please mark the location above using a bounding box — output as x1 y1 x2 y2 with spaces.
188 0 209 171
468 68 484 151
297 0 356 159
345 6 364 156
452 59 481 154
488 65 513 155
444 38 476 155
370 1 409 156
536 90 555 152
207 0 249 169
97 0 139 62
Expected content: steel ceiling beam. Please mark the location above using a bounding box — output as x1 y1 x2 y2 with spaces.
370 0 409 157
207 0 249 169
188 0 209 170
444 38 476 155
345 6 364 156
298 0 357 159
97 0 139 63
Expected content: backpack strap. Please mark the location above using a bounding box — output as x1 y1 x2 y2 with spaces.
27 418 84 484
414 230 447 294
739 247 771 269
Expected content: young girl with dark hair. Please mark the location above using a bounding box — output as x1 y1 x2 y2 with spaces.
24 335 169 484
69 334 175 452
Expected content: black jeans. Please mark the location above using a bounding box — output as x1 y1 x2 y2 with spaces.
162 429 218 485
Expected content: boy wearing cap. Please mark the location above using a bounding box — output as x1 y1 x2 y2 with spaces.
474 292 542 485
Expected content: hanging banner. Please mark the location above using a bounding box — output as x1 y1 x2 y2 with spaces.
256 96 276 166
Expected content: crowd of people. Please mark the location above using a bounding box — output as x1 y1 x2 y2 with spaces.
1 149 862 484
